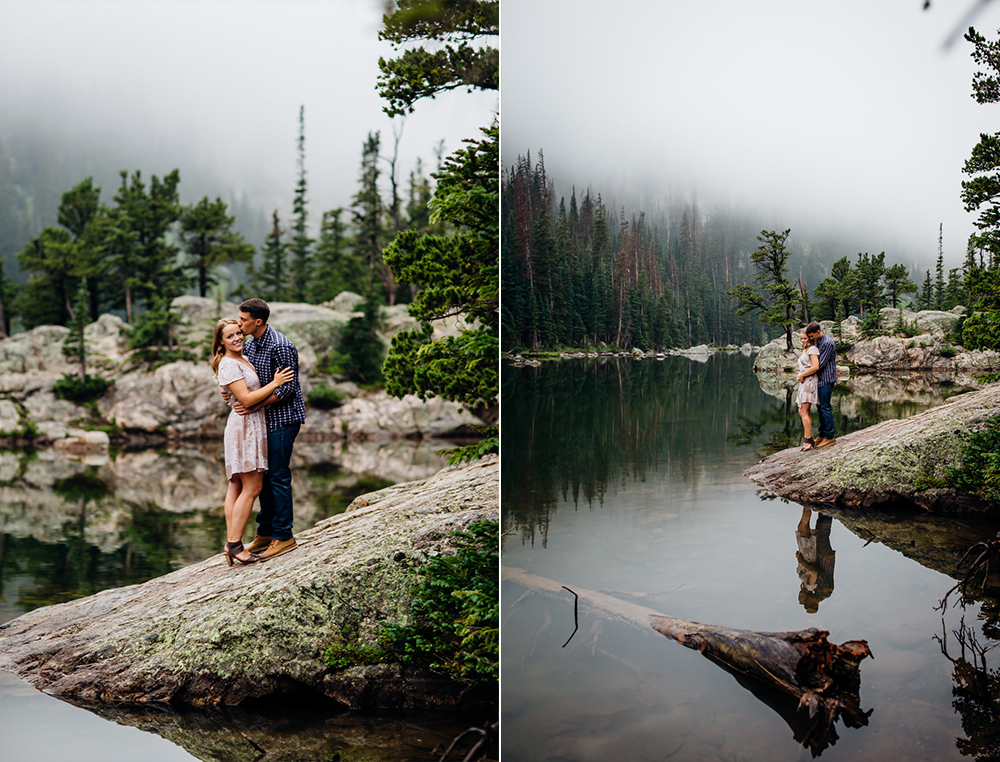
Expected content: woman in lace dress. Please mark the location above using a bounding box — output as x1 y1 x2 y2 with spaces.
211 319 293 565
795 330 821 451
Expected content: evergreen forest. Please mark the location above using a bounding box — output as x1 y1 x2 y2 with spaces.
502 152 976 354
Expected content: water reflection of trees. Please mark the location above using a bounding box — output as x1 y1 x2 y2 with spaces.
938 616 1000 762
732 372 977 457
0 441 448 622
501 354 771 545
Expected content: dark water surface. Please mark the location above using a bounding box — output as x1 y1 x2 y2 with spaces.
0 438 477 762
501 354 1000 762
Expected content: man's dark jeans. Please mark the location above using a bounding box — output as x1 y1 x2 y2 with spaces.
256 423 300 541
818 383 835 440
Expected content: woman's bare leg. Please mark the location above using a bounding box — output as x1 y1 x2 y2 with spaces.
230 472 264 559
799 402 814 446
224 477 241 541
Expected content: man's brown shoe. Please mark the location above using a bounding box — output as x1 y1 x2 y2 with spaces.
816 438 837 448
245 535 273 554
259 537 297 561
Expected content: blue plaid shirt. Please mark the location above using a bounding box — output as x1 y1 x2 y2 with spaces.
815 333 838 387
243 326 305 432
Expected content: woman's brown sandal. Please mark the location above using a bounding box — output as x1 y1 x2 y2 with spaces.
224 541 259 566
801 437 815 452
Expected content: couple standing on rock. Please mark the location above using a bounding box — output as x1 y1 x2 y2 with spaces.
210 298 305 565
795 322 838 452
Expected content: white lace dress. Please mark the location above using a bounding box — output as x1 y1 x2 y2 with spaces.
217 356 268 480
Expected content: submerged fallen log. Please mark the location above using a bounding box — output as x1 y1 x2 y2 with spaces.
504 567 873 755
650 615 872 752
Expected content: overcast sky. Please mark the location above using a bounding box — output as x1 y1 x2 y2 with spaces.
0 0 497 224
501 0 1000 269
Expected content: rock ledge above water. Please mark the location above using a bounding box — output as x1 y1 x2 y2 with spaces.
744 385 1000 512
0 456 498 710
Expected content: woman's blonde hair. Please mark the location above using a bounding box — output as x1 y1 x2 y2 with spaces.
799 330 814 347
211 319 239 377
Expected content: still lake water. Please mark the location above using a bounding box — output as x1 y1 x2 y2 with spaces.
501 353 1000 762
0 438 479 762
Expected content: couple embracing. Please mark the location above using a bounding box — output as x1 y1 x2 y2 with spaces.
210 298 305 565
795 322 837 452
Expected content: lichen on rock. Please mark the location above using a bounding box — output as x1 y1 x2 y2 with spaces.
745 385 1000 512
0 456 499 710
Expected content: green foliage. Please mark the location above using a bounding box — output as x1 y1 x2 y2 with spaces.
16 225 76 327
110 169 185 322
289 105 313 302
339 292 385 384
859 310 884 338
377 0 498 117
441 434 498 465
306 383 345 410
250 209 289 302
308 209 367 303
949 313 967 345
179 195 254 298
947 416 1000 505
940 344 958 358
892 313 921 338
52 373 113 403
884 263 917 309
323 630 393 670
62 280 91 381
352 132 388 297
726 229 799 351
854 251 887 317
962 310 1000 350
963 29 1000 256
382 520 498 683
384 123 499 408
127 294 179 352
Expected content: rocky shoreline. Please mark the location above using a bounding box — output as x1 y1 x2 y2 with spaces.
0 455 499 710
744 383 1000 513
0 294 487 449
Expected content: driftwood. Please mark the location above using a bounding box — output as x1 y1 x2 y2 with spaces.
650 615 872 754
504 567 873 755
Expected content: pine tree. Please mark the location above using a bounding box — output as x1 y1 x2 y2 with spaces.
352 132 388 300
179 196 254 297
377 0 498 117
383 123 498 409
15 226 76 327
884 263 917 310
919 269 934 311
254 210 288 301
935 224 945 309
288 105 313 302
308 209 367 303
109 169 183 327
945 268 965 310
726 229 798 351
962 29 1000 258
62 280 91 382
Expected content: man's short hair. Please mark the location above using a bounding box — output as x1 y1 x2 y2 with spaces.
240 298 270 324
805 322 822 335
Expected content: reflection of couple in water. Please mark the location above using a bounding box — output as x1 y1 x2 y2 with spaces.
210 298 305 566
796 507 836 613
795 322 838 452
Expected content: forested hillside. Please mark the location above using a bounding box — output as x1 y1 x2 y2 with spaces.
502 152 966 352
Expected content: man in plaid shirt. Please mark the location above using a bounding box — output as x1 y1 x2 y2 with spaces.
231 298 306 560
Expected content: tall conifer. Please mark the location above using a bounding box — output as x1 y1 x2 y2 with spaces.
289 106 313 302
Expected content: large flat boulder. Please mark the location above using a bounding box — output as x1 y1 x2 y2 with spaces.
0 456 498 709
744 385 1000 512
